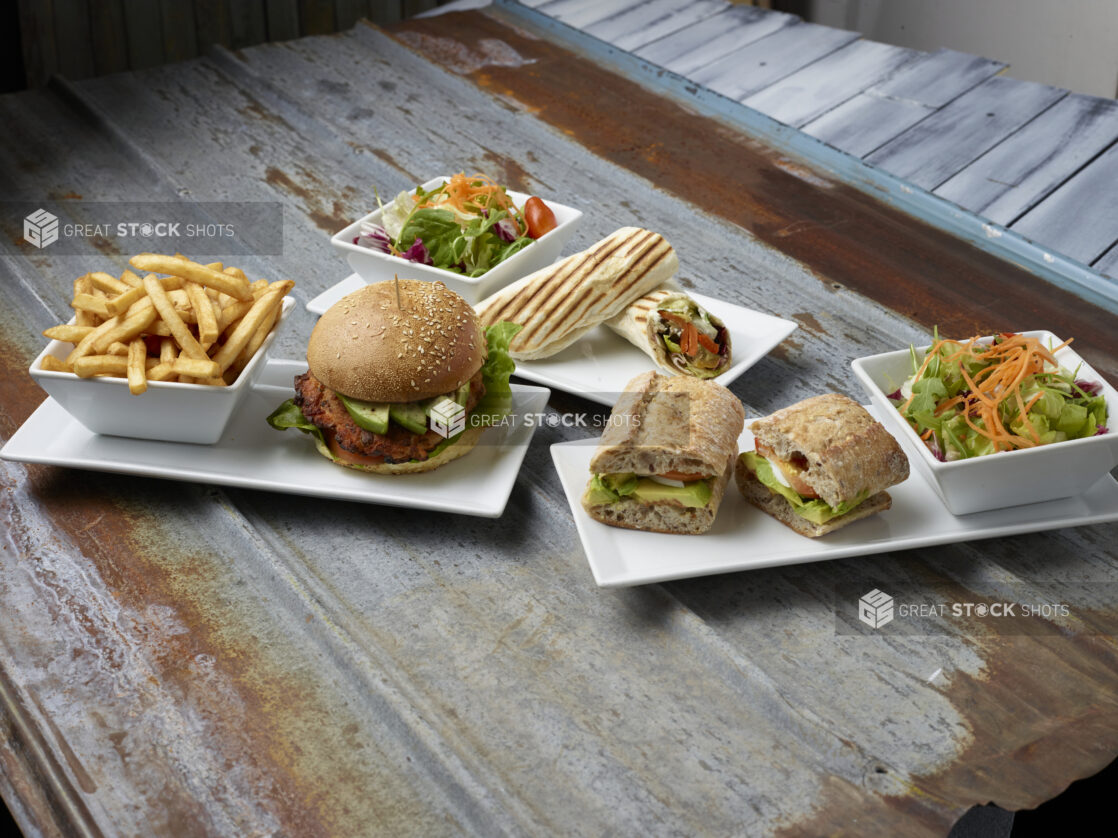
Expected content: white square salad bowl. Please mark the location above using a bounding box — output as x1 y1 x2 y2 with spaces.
851 330 1118 515
331 176 582 304
29 297 293 445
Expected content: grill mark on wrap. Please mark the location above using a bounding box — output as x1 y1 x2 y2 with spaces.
553 234 672 341
526 230 663 344
480 232 631 327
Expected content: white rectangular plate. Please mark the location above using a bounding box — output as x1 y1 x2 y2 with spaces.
3 359 551 518
309 276 796 406
551 405 1118 587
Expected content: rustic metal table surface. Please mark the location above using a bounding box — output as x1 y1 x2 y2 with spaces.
2 4 1117 837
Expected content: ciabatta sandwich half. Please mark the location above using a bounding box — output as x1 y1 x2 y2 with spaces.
582 371 745 535
735 394 909 537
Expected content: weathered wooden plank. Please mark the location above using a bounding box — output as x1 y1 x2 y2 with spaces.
801 91 935 158
743 39 920 129
1010 140 1118 265
122 0 165 69
1093 242 1118 279
161 0 200 62
868 47 1005 108
691 21 861 103
195 0 234 49
634 3 797 77
535 0 645 30
335 0 365 29
583 0 728 53
53 0 97 79
228 0 267 47
264 0 300 40
935 95 1118 226
89 0 130 76
865 76 1067 191
17 0 59 87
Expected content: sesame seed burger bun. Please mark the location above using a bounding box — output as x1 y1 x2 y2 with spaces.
307 280 487 403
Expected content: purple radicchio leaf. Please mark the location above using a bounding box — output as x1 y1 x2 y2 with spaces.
493 217 519 243
1096 425 1109 436
400 236 432 265
926 434 946 462
1076 379 1103 396
353 223 392 253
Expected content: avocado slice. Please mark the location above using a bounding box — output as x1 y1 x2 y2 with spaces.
630 478 711 508
455 381 472 407
339 394 390 435
389 401 429 435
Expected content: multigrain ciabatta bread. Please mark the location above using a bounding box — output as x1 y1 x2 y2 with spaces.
735 394 909 537
581 371 746 534
474 227 678 360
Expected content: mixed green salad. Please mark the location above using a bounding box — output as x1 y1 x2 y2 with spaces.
890 330 1108 461
352 173 558 277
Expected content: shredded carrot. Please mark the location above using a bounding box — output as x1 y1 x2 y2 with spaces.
905 333 1070 453
414 173 521 235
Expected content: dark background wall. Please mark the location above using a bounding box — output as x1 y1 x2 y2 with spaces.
10 0 450 91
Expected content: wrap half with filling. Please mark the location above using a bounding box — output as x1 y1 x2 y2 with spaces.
606 286 731 378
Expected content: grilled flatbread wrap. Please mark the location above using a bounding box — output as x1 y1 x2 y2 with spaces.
474 227 677 360
606 286 731 378
582 371 745 534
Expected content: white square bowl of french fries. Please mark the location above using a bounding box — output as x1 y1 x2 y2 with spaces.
30 254 295 445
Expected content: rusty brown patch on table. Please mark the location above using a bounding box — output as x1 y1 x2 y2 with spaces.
0 343 338 836
389 11 1118 382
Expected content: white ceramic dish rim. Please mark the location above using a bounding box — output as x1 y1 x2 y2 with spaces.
852 329 1117 472
330 175 582 284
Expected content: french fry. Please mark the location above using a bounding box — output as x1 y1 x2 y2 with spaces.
74 355 157 378
170 357 220 379
90 271 129 295
43 324 94 343
212 280 292 373
185 281 220 348
141 274 208 360
127 337 147 395
67 314 123 364
73 355 129 378
91 302 157 354
72 293 110 319
217 299 253 332
73 275 98 327
130 253 253 300
159 337 178 365
147 363 176 382
48 257 292 395
39 356 73 372
104 284 147 317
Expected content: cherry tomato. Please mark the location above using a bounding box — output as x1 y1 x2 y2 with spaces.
523 197 558 239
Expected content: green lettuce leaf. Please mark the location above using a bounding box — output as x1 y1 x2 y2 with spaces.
741 452 868 525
